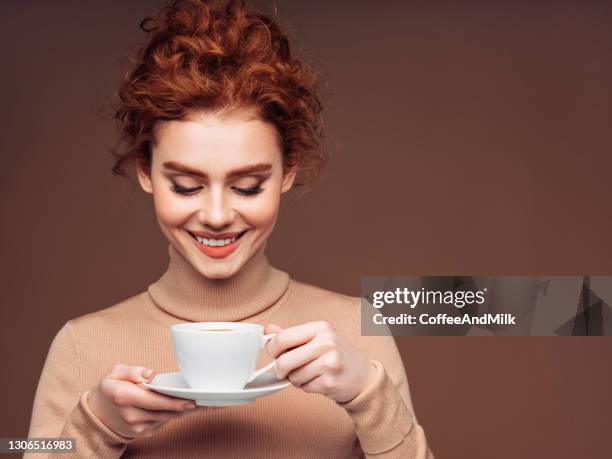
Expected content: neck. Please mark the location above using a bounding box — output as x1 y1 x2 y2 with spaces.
147 243 290 322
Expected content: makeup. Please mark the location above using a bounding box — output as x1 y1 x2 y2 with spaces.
188 230 247 259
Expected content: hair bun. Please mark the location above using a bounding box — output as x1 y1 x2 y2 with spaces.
110 0 326 192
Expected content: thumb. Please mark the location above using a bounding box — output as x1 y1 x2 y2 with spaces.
265 323 284 335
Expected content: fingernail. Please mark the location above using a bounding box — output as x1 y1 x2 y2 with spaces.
184 402 197 410
142 368 155 379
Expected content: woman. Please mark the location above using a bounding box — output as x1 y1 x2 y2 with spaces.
27 0 434 457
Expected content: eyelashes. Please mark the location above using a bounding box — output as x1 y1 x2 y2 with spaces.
233 185 263 196
170 184 264 197
170 185 200 195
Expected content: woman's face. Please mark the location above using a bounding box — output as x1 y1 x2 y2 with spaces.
137 108 295 279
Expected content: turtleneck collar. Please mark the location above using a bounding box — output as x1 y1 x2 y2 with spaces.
147 243 290 323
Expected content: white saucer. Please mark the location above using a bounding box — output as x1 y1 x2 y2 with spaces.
144 372 291 406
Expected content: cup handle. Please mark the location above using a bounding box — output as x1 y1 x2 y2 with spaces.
246 333 277 384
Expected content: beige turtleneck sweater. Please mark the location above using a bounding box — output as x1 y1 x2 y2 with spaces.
26 244 434 458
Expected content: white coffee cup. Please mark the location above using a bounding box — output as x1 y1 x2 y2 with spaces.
170 322 277 391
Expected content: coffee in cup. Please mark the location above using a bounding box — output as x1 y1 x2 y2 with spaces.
199 329 234 332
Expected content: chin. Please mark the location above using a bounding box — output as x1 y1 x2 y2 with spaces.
202 269 235 280
197 261 240 280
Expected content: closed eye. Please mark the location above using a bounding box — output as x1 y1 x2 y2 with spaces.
171 184 201 195
233 185 263 196
170 184 264 196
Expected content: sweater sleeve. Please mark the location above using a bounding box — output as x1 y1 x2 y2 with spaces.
337 333 434 458
25 322 132 458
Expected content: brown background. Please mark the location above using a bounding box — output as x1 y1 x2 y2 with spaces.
1 1 611 457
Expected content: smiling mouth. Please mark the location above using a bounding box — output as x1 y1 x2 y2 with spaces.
187 230 248 248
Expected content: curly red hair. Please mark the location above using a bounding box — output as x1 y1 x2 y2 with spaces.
110 0 326 190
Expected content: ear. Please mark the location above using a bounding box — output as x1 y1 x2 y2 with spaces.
136 160 153 194
281 166 297 193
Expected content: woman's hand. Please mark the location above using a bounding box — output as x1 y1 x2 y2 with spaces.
88 364 204 438
264 322 377 403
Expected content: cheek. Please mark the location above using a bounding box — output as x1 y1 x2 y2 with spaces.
153 189 193 227
241 191 281 231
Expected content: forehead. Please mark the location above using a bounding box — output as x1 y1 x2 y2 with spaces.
151 110 282 172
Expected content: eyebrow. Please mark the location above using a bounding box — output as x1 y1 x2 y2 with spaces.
162 161 273 179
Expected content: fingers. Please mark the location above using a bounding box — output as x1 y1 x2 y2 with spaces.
300 375 329 394
264 323 284 335
266 322 326 358
91 364 209 440
123 407 185 425
297 355 340 395
274 339 328 380
102 369 196 413
117 383 196 412
285 357 321 387
108 364 156 384
133 406 213 429
139 407 208 438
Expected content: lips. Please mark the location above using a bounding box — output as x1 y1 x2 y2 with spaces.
189 230 245 239
187 230 247 259
187 230 248 243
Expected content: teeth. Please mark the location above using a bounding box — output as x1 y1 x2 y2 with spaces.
194 234 238 247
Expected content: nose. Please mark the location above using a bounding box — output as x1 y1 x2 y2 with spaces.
198 185 235 230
